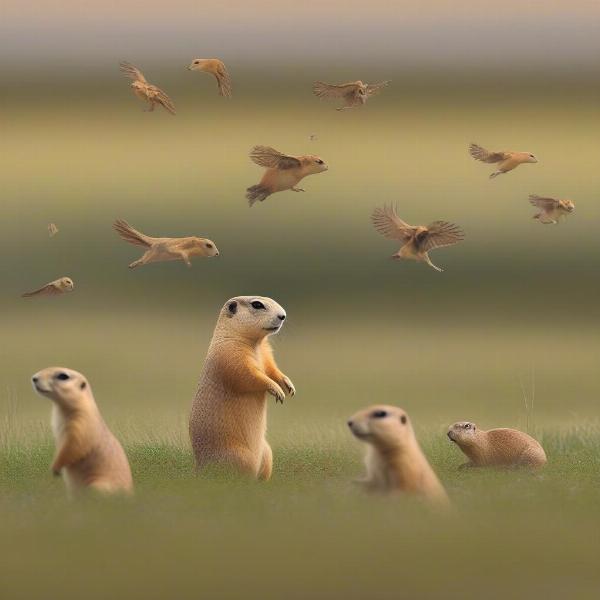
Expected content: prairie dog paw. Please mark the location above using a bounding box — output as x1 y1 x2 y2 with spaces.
268 383 285 404
282 376 296 396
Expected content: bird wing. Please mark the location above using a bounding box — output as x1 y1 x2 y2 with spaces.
421 221 465 251
148 85 176 115
249 146 301 170
120 61 148 84
366 81 391 96
371 205 414 241
469 143 508 164
22 282 62 298
312 81 360 101
529 195 559 210
215 61 232 98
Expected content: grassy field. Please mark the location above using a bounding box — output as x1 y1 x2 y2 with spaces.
1 75 600 598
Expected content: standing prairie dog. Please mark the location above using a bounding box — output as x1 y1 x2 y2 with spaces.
189 296 295 480
31 367 133 496
348 405 449 507
447 422 547 469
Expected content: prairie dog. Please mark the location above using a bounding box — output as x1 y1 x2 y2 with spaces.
348 405 449 507
31 367 133 496
189 296 295 480
447 422 547 469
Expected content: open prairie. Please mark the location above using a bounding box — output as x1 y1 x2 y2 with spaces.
1 70 600 599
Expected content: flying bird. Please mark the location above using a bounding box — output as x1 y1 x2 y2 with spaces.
119 61 176 115
371 205 464 272
188 58 232 98
22 277 74 298
48 223 59 237
313 80 390 111
113 220 219 268
245 146 328 207
529 195 575 224
469 143 538 178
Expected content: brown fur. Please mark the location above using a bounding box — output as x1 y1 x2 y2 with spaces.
32 367 133 496
189 296 294 479
348 405 450 507
469 143 538 178
448 421 547 469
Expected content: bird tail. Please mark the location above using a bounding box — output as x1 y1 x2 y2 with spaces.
113 219 152 247
246 185 271 207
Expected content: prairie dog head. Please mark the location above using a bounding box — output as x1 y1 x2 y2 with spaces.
300 155 328 175
447 421 479 446
189 237 219 257
348 405 415 450
31 367 94 410
559 199 575 213
218 296 286 341
188 58 211 72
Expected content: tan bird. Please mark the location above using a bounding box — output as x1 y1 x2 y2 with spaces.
113 219 219 268
529 195 575 224
120 61 176 115
245 145 328 206
188 58 232 98
469 143 538 178
48 223 59 237
22 277 74 298
313 80 390 110
372 205 464 272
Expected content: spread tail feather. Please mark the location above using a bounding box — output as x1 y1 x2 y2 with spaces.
113 219 152 247
246 185 271 207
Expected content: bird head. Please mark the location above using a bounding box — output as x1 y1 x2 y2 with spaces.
526 153 538 163
302 156 328 174
560 199 575 212
188 59 209 71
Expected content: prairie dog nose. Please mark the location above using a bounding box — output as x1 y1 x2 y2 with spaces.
347 420 353 428
277 314 286 321
32 376 39 384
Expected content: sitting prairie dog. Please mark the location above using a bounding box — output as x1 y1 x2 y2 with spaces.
31 367 133 496
348 405 449 507
447 422 547 469
189 296 295 480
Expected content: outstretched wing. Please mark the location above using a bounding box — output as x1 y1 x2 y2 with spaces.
312 81 360 101
371 205 414 240
529 195 558 210
422 221 465 251
249 146 301 170
120 61 147 84
22 282 62 298
469 143 507 164
366 81 391 96
149 85 176 115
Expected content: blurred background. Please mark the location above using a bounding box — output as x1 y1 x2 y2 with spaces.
2 2 600 599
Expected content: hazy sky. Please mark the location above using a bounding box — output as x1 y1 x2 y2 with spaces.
2 1 600 72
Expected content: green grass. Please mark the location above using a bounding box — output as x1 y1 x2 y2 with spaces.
2 418 600 600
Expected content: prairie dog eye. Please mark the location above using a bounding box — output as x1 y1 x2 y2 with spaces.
206 243 213 248
316 159 324 165
55 373 70 381
251 301 266 310
371 410 387 419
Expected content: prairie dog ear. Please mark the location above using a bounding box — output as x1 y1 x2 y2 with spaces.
227 301 238 316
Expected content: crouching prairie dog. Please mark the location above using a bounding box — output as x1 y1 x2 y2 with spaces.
447 422 547 469
189 296 295 480
348 405 449 507
31 367 133 496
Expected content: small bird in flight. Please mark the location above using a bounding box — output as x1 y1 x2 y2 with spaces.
188 58 232 98
313 80 390 111
120 62 176 115
371 205 465 272
22 277 74 298
113 220 219 268
529 195 575 224
469 143 538 178
48 223 59 237
246 146 328 207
